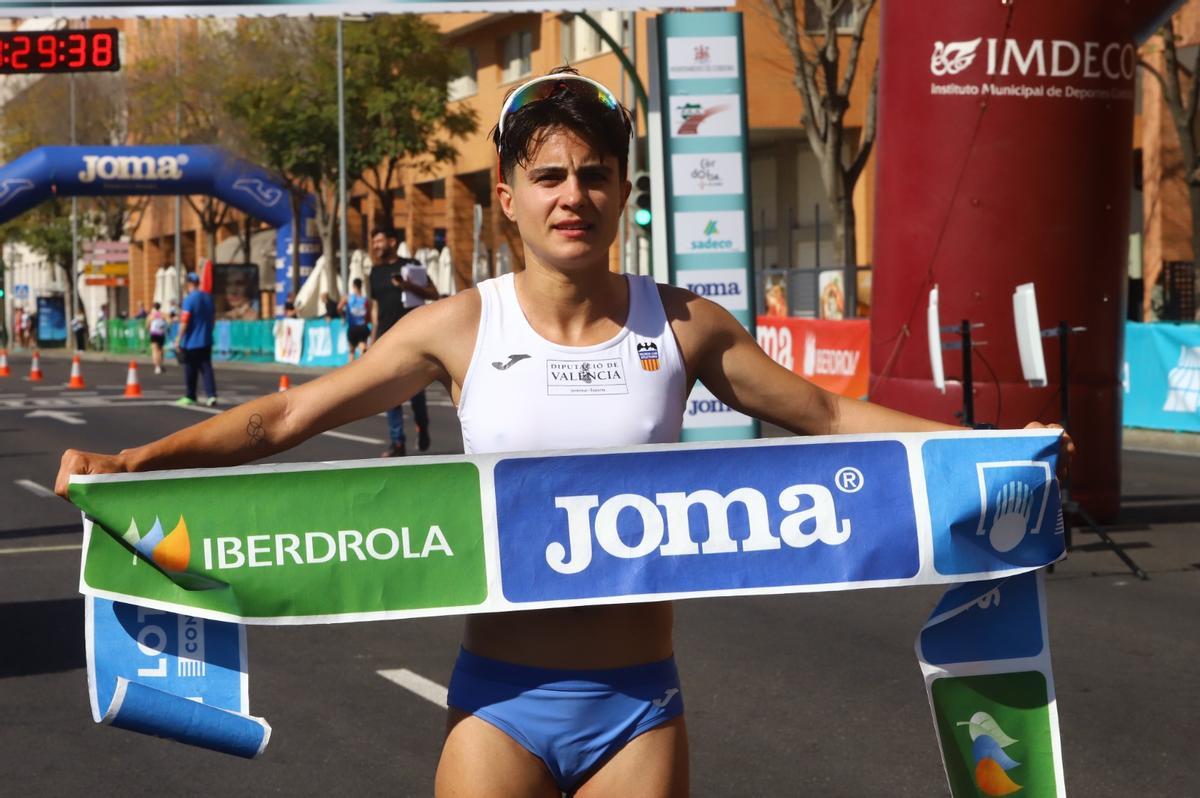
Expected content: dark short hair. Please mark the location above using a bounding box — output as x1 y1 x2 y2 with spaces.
372 226 399 241
352 277 363 289
491 68 633 183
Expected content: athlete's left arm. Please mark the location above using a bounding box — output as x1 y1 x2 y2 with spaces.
665 287 946 435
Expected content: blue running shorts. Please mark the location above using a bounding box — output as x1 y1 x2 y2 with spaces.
447 647 684 792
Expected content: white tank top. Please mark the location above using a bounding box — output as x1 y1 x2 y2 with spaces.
458 273 687 455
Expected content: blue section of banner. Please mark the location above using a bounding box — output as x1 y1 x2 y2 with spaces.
1123 321 1200 432
919 572 1044 665
922 436 1063 576
494 441 920 602
107 680 266 759
300 319 350 367
90 596 245 717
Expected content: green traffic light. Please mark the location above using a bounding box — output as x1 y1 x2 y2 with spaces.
635 208 652 227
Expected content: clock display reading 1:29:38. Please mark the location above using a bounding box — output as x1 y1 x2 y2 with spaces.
0 29 120 74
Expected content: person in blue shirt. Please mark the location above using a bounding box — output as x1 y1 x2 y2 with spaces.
338 277 373 361
174 271 218 407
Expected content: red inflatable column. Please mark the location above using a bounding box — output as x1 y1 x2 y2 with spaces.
871 2 1180 520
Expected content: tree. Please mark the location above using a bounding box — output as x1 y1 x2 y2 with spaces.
126 19 265 262
223 16 477 294
338 15 478 225
761 0 878 316
1140 18 1200 321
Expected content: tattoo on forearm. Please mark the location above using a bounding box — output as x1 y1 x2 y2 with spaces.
246 413 267 447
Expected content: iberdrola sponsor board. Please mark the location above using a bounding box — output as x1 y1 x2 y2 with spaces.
75 461 488 621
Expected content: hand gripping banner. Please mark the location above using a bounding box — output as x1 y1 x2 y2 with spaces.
72 430 1066 793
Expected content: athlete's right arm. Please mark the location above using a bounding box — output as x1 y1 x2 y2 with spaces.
54 291 480 499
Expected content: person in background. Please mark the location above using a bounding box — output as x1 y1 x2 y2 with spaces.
134 302 148 320
370 226 439 456
174 273 217 407
284 300 298 319
95 304 108 350
339 277 373 361
146 302 169 374
71 313 87 351
321 291 339 320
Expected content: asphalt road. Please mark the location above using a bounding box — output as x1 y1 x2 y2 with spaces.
0 352 1196 796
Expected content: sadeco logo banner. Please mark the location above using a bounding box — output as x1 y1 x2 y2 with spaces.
75 463 488 620
493 440 919 602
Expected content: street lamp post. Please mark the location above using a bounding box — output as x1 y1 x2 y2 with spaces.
337 16 349 299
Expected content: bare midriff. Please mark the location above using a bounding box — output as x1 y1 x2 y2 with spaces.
463 602 675 670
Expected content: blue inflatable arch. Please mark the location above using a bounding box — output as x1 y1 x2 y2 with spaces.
0 145 319 307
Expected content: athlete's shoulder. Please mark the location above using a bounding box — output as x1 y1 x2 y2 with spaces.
656 282 731 328
400 286 481 333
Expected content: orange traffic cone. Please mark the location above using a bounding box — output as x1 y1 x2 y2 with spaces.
278 374 291 392
28 349 43 381
123 360 143 397
0 349 10 377
67 354 86 389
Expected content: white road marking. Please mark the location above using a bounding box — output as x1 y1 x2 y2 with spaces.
0 543 81 555
322 430 385 444
25 409 85 425
14 479 57 499
377 669 448 709
176 404 384 444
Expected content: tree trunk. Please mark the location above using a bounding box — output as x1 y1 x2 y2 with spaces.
839 181 859 318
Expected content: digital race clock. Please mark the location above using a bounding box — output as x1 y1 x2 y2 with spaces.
0 29 119 75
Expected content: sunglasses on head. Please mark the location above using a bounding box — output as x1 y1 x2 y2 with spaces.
497 74 624 138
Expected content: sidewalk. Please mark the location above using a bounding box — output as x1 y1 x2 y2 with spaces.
31 346 338 377
1122 427 1200 456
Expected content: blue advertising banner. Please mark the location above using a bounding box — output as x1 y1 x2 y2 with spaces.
36 295 67 342
301 319 351 368
1123 321 1200 432
495 440 920 601
0 146 318 307
655 12 758 442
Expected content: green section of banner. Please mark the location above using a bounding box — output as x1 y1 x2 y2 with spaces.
932 672 1058 798
73 463 488 618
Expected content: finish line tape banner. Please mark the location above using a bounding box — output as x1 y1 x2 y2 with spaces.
72 430 1066 792
0 1 726 18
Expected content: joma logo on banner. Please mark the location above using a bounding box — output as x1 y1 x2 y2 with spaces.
546 482 854 574
930 37 1136 80
78 154 189 183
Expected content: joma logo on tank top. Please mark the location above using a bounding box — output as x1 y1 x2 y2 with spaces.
546 358 628 396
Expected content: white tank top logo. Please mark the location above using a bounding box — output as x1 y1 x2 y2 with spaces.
457 273 687 454
547 358 628 396
637 341 661 372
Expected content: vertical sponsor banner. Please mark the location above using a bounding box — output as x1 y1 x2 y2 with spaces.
1123 321 1200 432
756 317 871 399
917 572 1066 798
657 11 757 442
